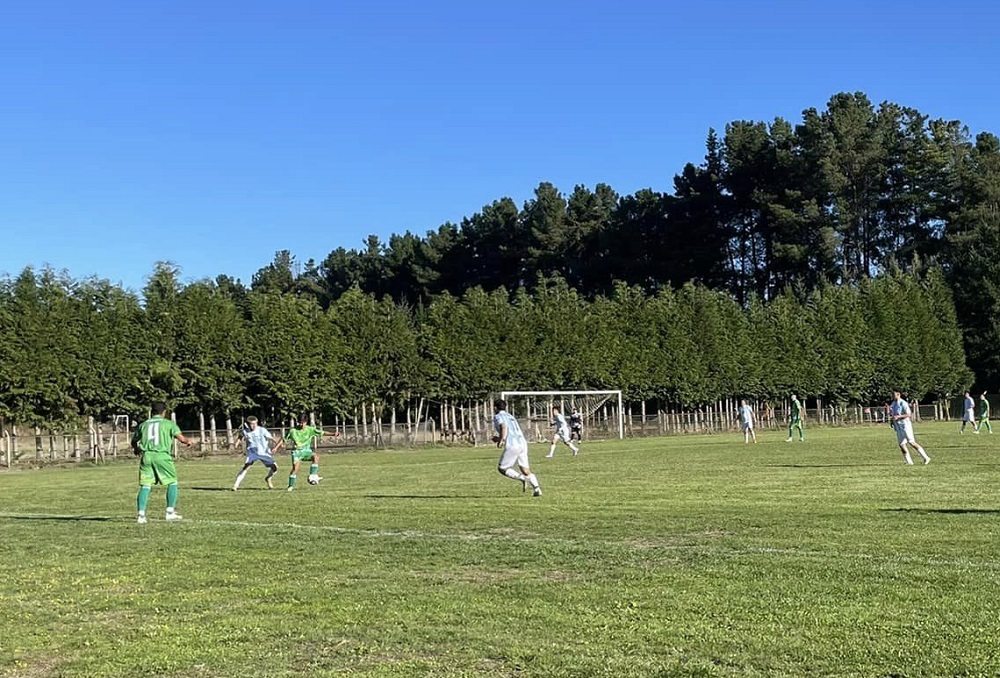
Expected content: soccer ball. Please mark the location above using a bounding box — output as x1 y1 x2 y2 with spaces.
307 474 320 485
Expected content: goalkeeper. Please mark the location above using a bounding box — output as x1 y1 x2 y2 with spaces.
979 393 993 434
785 393 805 442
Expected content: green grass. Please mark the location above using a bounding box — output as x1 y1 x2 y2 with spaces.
3 422 1000 677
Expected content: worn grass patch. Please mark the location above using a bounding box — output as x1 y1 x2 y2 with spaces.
2 423 1000 677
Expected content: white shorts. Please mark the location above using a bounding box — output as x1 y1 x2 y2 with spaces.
554 427 571 443
498 439 529 470
741 421 754 431
894 421 915 446
964 408 975 423
245 450 276 466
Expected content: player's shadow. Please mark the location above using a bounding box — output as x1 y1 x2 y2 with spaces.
881 508 1000 515
190 486 268 492
363 494 490 500
765 463 882 468
2 514 115 522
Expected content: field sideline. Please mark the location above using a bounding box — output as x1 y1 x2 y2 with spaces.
2 422 1000 677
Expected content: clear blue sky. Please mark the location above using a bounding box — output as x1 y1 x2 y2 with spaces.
2 0 997 292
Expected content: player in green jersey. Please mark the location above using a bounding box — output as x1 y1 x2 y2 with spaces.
131 402 193 524
785 393 805 442
284 416 339 491
979 392 993 434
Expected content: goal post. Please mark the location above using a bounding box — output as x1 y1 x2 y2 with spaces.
500 390 624 440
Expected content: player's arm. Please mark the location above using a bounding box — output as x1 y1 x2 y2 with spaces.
174 431 194 447
498 422 508 447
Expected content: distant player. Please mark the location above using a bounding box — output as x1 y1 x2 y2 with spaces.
890 390 930 465
132 401 193 524
961 391 978 434
738 400 757 444
785 394 805 442
492 400 541 496
569 408 583 442
284 416 339 491
233 416 282 490
979 392 993 434
546 406 579 458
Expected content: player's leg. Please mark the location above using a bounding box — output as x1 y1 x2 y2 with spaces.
308 452 321 484
899 442 913 464
561 430 579 455
497 444 529 488
288 456 301 491
982 417 993 434
137 456 154 523
547 433 557 458
264 461 278 489
154 456 182 520
907 425 929 463
233 459 253 491
786 420 794 442
517 447 540 496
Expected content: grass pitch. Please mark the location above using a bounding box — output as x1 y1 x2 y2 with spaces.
2 422 1000 677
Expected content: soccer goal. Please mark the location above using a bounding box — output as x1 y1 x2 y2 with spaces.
500 390 624 441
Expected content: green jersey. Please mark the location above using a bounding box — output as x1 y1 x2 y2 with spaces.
980 399 990 418
790 399 803 421
285 425 322 451
132 416 181 455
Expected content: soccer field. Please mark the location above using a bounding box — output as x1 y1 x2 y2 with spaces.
2 423 999 677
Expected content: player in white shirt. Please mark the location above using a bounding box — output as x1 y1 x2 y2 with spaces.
492 400 541 496
233 417 283 490
546 406 580 458
961 391 978 434
738 400 757 444
889 391 930 465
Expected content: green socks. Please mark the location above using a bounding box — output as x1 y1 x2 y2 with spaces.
137 486 151 513
309 464 319 476
166 483 178 509
288 475 297 488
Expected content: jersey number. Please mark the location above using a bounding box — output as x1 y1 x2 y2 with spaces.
145 422 161 446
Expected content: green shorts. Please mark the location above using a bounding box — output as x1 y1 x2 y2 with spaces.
139 451 178 486
291 449 316 463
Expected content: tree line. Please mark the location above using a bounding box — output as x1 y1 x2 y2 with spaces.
259 92 999 387
0 262 970 431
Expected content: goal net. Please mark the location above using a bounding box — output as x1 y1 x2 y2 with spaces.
500 390 624 441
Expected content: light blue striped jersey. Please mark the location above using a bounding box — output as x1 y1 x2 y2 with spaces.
241 425 274 455
493 410 526 446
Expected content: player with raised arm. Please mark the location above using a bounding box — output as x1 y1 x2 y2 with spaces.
132 401 193 524
492 400 541 496
961 391 978 434
545 405 580 458
738 399 757 444
890 390 930 465
233 416 283 490
284 416 339 491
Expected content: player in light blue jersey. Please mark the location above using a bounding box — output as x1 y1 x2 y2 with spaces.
546 406 580 458
492 400 541 496
961 391 978 434
890 390 930 465
737 400 757 444
233 417 283 490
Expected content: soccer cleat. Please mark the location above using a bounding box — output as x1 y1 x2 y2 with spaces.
924 457 931 465
532 487 542 497
165 513 183 522
545 453 554 458
232 485 239 492
287 486 295 492
136 515 147 525
265 478 275 489
785 437 793 442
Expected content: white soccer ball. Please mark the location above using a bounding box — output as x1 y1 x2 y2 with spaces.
307 474 320 485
